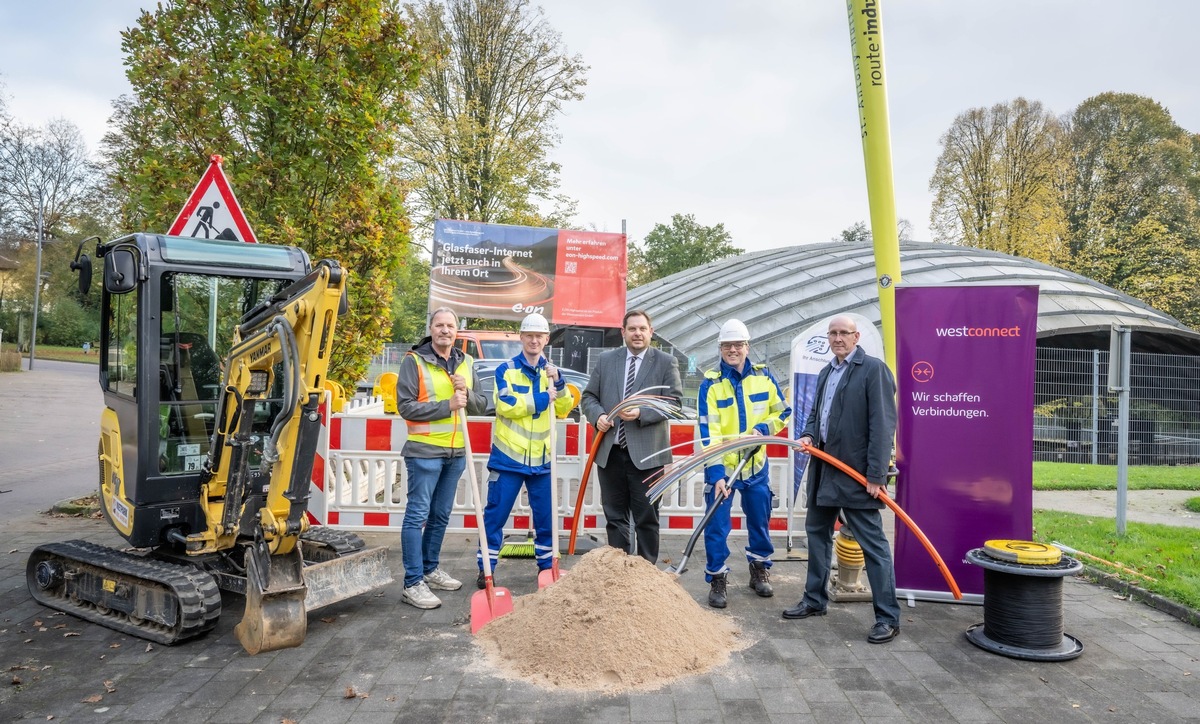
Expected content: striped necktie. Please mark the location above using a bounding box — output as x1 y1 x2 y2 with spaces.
616 354 638 447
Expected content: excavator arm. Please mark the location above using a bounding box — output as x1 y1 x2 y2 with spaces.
187 259 345 557
184 260 349 653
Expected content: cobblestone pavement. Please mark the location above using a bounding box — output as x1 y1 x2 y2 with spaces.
2 512 1199 724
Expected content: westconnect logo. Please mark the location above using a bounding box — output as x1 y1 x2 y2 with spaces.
934 325 1022 338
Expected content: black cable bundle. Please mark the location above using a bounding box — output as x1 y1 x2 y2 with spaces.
965 547 1085 661
981 568 1064 649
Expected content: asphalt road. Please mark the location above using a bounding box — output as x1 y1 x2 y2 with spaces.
0 358 103 522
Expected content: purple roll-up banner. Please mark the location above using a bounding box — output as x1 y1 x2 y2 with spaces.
894 285 1039 603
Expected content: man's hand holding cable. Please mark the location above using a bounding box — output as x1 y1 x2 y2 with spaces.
714 478 730 499
596 413 613 432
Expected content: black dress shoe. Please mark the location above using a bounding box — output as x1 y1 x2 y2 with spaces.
868 622 899 644
781 602 826 619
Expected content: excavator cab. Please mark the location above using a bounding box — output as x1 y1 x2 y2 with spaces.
28 234 391 654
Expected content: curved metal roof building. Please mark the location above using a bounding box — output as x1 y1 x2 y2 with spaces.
628 240 1200 375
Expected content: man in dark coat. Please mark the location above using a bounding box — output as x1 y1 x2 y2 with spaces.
782 315 901 644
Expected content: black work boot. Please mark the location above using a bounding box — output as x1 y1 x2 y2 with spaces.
749 561 774 597
708 573 728 609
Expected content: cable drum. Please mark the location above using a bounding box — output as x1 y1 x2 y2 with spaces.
965 541 1085 661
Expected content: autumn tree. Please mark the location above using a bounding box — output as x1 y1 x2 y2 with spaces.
400 0 587 230
107 0 425 385
929 98 1067 263
1059 92 1200 326
628 214 742 288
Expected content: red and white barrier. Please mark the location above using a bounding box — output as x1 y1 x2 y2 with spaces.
309 394 795 537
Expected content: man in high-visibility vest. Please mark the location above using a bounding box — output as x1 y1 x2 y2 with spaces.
396 307 488 609
698 318 791 609
477 312 576 587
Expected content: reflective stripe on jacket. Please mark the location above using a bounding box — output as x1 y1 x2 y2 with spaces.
697 360 791 485
488 354 577 474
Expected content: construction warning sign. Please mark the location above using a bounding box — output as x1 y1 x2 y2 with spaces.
168 155 258 243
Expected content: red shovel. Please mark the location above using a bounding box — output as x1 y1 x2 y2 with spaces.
463 410 513 633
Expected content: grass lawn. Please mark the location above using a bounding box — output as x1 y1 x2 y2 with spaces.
17 345 101 365
1033 510 1200 612
1034 460 1200 491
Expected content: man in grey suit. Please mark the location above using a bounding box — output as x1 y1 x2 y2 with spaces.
783 314 901 644
581 310 682 563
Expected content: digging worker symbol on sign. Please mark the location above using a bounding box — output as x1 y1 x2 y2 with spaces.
190 201 238 241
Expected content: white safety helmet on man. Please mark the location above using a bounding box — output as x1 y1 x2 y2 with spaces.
519 312 551 334
717 318 751 343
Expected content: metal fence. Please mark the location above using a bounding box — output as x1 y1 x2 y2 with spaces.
1035 347 1200 465
364 343 1200 466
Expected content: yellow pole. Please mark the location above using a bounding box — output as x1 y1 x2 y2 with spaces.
846 0 901 376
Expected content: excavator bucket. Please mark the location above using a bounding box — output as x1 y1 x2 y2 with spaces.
234 546 308 655
302 545 391 611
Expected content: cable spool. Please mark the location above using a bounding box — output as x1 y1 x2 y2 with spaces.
965 540 1085 662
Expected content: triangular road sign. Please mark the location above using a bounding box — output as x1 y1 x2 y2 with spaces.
168 154 258 243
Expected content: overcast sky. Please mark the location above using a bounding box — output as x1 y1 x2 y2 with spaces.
2 1 1197 253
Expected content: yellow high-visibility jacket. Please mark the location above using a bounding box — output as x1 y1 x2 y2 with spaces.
697 359 790 485
488 354 576 473
395 343 486 457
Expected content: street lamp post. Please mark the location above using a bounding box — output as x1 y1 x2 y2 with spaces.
28 191 45 370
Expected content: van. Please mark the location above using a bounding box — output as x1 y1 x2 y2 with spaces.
455 330 523 361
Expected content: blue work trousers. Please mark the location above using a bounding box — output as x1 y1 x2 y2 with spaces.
401 455 466 588
478 470 553 573
802 504 901 627
703 476 775 582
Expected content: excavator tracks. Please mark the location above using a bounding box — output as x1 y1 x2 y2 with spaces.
26 540 222 645
300 527 366 561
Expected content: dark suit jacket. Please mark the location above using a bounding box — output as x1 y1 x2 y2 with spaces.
581 346 682 470
802 346 897 509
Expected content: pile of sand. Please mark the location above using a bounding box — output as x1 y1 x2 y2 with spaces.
474 547 743 692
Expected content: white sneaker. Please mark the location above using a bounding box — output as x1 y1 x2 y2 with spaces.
401 581 441 609
424 568 463 591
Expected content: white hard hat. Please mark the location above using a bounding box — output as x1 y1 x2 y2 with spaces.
717 318 751 343
519 312 550 334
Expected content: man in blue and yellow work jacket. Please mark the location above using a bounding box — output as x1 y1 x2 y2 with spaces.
477 312 576 587
697 318 791 609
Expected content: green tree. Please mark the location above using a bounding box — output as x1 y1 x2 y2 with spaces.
390 247 431 344
107 0 426 386
929 98 1067 263
628 214 742 287
400 0 587 230
1060 93 1200 326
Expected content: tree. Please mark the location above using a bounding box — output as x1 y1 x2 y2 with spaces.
400 0 587 231
1059 93 1200 326
628 214 742 287
832 219 914 244
929 98 1067 263
107 0 426 386
0 117 97 242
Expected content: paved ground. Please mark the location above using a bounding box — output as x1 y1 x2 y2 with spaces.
3 511 1200 724
2 362 1199 723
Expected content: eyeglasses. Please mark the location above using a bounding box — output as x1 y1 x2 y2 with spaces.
719 342 747 351
827 330 858 338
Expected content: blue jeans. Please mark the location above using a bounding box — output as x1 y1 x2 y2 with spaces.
402 455 466 588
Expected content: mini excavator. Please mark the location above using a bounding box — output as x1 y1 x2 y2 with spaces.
26 233 391 654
